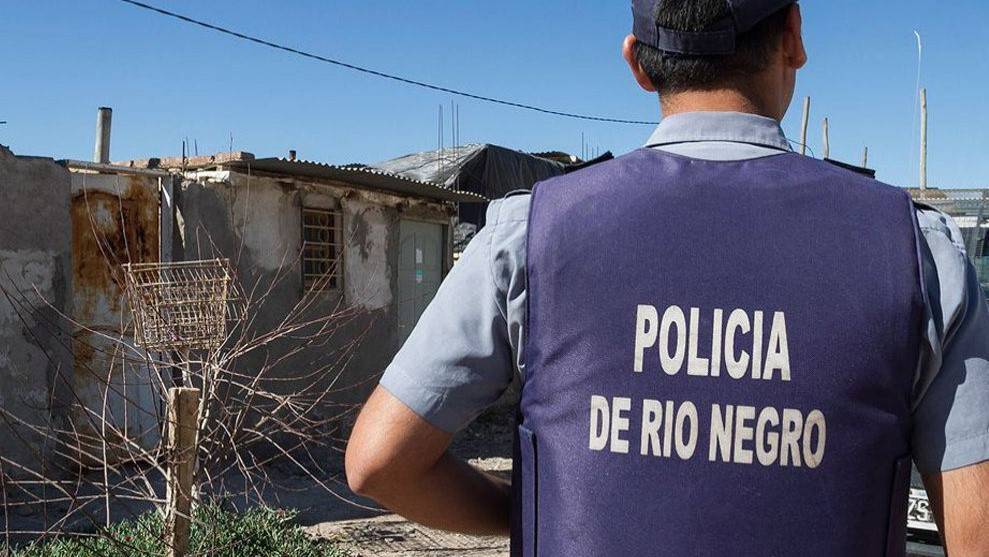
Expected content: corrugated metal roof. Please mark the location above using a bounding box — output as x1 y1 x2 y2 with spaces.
908 187 988 201
908 187 989 219
219 157 488 204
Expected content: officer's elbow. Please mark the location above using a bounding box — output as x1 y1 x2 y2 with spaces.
345 443 391 499
346 385 450 500
343 449 369 496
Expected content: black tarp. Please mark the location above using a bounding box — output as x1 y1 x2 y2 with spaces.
375 144 572 227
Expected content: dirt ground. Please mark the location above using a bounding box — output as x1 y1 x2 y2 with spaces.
307 512 508 557
302 406 515 556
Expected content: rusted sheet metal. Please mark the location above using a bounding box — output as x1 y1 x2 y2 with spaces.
69 173 161 458
72 176 159 317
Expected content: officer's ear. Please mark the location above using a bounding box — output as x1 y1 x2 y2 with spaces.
781 4 807 70
623 34 658 93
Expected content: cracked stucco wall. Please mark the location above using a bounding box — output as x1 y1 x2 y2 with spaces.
0 146 74 472
175 171 453 449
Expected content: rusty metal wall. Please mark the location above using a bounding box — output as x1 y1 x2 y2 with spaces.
69 172 162 457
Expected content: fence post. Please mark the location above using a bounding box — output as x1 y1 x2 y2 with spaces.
799 96 811 156
920 88 928 190
166 387 199 557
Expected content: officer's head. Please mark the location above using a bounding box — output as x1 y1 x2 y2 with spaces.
624 0 807 120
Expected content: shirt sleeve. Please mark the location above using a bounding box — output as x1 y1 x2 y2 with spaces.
912 208 989 474
378 195 530 433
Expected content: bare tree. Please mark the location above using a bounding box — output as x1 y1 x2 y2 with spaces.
0 215 380 554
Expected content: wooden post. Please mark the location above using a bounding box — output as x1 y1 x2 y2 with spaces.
799 97 811 156
822 118 830 159
166 387 199 557
920 88 928 190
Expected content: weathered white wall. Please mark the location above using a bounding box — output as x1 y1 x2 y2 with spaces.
182 171 449 311
176 170 453 419
0 146 74 473
0 249 59 411
231 181 299 272
342 197 392 312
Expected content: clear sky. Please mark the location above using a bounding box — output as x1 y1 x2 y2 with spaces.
2 0 987 188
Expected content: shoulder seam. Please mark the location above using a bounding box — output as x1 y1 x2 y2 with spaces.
486 201 510 324
492 194 531 224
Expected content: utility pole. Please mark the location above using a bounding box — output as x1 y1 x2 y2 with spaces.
920 88 928 190
799 97 811 156
822 118 830 160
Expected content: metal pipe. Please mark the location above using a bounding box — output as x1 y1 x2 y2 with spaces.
94 107 112 164
61 159 171 177
822 118 830 160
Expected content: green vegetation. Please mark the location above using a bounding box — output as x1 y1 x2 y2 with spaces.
13 505 349 557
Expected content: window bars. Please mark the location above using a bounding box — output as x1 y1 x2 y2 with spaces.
302 208 342 291
122 259 242 353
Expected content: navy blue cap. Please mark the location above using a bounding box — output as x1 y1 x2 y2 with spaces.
632 0 795 56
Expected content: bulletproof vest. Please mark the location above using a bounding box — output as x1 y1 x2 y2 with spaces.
512 148 925 557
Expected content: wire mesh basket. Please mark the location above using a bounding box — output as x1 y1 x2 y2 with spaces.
122 259 242 352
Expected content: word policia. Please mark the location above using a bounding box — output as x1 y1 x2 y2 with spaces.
633 304 791 380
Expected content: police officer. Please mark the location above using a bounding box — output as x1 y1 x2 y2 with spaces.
347 1 989 555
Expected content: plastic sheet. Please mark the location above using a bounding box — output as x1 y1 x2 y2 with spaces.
375 144 569 226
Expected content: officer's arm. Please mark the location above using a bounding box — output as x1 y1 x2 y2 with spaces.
913 211 989 554
346 386 511 535
345 198 525 535
923 462 989 554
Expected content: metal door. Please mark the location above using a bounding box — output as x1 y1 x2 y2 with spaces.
397 220 444 343
70 173 161 457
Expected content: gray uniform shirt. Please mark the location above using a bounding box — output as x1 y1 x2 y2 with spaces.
380 111 989 475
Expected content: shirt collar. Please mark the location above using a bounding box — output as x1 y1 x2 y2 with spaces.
644 111 792 152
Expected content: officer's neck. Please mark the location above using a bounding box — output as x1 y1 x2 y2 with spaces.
660 88 783 122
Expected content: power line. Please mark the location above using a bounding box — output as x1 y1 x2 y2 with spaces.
116 0 658 126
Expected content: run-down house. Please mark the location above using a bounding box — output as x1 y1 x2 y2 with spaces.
119 151 484 413
0 144 482 469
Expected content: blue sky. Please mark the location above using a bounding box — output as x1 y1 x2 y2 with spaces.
2 0 987 188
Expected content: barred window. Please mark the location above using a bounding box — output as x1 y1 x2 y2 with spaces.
302 208 342 291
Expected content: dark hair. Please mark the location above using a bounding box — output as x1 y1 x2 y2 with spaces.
633 0 792 95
